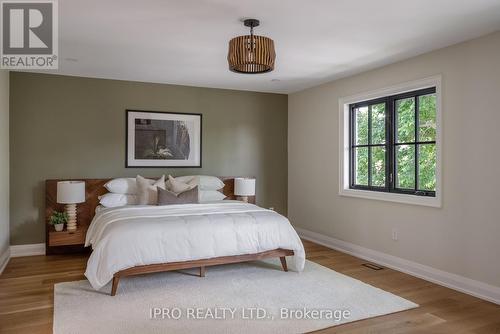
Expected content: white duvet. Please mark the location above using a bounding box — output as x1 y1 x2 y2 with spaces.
84 201 305 290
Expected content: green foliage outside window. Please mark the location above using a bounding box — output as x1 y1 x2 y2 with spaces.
353 91 436 193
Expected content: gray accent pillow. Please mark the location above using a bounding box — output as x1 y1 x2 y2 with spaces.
157 186 199 205
136 175 165 205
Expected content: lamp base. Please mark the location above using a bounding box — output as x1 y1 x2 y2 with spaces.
65 203 78 233
237 196 249 203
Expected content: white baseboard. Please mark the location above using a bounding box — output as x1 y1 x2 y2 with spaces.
296 227 500 305
0 247 10 274
10 243 46 257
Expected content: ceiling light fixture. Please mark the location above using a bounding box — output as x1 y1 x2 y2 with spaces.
228 19 275 74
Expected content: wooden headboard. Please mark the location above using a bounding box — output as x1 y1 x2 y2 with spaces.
45 177 255 254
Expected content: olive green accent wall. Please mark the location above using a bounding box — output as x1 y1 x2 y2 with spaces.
0 71 9 260
10 73 287 245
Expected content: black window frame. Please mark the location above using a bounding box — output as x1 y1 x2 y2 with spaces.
349 87 436 197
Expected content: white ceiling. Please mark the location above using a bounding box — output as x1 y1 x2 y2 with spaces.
39 0 500 93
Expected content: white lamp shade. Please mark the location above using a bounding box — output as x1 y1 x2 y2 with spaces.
234 178 256 196
57 181 86 204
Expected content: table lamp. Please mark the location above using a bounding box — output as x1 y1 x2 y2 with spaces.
234 178 255 203
57 181 85 233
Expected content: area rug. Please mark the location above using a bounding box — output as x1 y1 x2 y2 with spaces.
54 259 417 334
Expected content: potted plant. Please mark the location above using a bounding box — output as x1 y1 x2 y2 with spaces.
49 211 68 232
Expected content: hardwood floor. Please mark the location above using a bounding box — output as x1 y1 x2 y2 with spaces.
1 240 499 333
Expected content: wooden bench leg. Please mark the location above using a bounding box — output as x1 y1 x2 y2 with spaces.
111 276 120 296
280 256 288 272
199 266 206 277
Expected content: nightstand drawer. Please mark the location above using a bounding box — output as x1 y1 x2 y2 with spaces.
48 227 87 246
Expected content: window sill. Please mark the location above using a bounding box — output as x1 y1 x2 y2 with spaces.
339 188 441 208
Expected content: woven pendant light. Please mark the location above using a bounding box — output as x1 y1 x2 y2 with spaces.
228 19 275 74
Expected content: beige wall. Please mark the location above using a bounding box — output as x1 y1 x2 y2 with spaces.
0 71 9 258
10 73 288 245
288 31 500 287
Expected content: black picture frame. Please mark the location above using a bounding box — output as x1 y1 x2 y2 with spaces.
125 109 202 168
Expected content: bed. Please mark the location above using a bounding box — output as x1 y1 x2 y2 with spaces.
45 177 305 296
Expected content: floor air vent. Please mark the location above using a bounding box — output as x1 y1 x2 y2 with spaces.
362 263 384 270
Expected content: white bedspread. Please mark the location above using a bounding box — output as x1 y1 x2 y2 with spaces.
84 202 305 290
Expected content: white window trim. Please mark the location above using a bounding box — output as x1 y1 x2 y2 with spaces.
338 75 442 208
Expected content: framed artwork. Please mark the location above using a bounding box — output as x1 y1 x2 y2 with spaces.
126 110 202 167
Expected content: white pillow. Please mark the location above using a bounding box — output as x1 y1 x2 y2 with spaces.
136 175 166 205
169 175 225 191
104 177 154 194
167 175 195 194
199 190 226 203
99 193 138 207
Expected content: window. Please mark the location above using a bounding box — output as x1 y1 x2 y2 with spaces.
339 77 441 207
349 87 437 197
